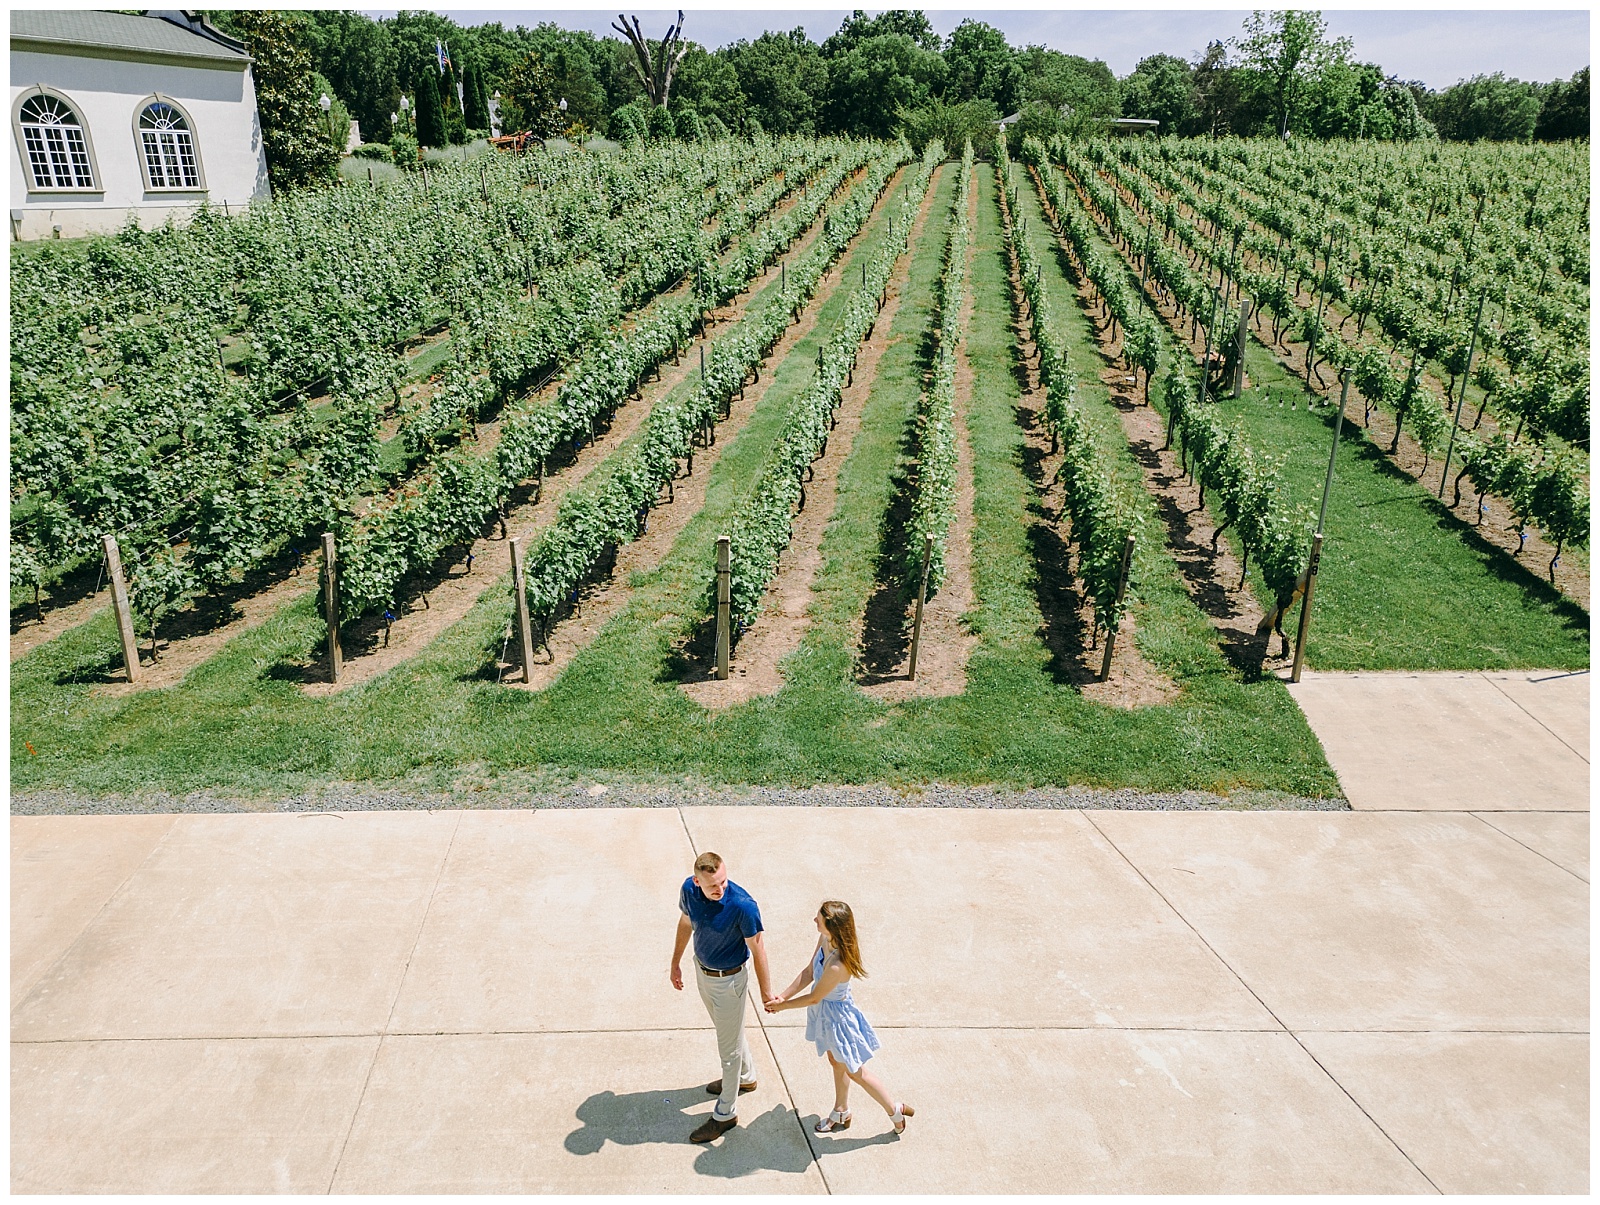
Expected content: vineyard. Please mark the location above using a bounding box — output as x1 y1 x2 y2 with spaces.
9 133 1589 798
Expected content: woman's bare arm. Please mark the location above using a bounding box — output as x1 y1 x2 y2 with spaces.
778 938 823 999
771 957 847 1010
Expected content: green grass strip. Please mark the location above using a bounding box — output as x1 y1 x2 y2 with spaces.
904 142 973 592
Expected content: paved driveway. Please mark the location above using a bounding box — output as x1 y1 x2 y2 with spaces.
12 804 1588 1193
1286 670 1589 810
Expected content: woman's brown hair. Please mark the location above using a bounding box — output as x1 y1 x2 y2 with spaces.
819 900 867 979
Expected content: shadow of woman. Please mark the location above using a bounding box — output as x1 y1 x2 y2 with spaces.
565 1086 816 1179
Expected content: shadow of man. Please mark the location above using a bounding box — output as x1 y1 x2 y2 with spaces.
566 1085 816 1179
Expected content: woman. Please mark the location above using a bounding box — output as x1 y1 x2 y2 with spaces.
766 900 913 1135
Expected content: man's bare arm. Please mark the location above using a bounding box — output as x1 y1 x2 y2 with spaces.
670 913 692 990
746 931 775 1002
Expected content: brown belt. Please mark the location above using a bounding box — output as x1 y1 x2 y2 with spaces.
698 961 745 978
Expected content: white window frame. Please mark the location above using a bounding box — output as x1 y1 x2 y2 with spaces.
12 87 103 194
133 94 207 193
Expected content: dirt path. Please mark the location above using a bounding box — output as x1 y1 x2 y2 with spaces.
1006 177 1183 701
11 589 109 663
1076 160 1590 610
304 167 863 696
861 169 980 702
681 164 944 711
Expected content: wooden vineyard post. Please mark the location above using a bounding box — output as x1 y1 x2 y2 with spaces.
1098 535 1136 682
1231 299 1252 397
508 537 536 684
907 535 933 681
1290 533 1323 684
1438 291 1486 499
1198 288 1220 404
101 535 141 685
322 532 342 684
715 536 731 680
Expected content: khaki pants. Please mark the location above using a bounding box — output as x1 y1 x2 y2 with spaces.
696 962 755 1120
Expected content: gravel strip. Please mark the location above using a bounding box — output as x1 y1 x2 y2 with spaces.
12 780 1348 815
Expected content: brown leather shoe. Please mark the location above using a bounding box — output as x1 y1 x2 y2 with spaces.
705 1079 757 1096
690 1113 738 1143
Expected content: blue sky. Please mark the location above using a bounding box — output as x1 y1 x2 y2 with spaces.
361 7 1592 88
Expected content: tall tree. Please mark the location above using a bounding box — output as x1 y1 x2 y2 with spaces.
302 11 397 145
822 10 941 57
497 51 565 137
1535 66 1590 141
1428 73 1543 141
671 44 746 131
1120 53 1198 134
224 11 342 191
942 20 1023 114
1234 9 1352 139
611 10 689 106
463 59 491 130
539 43 609 133
412 56 447 147
723 29 827 135
1191 41 1245 135
1019 46 1120 120
825 32 945 138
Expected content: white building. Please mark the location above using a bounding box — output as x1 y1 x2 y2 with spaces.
10 9 271 241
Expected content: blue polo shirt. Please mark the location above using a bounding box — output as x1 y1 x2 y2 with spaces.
680 877 763 971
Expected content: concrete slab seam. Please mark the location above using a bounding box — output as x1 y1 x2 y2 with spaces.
1480 673 1590 764
12 816 182 1012
1467 813 1590 885
753 993 833 1193
678 807 833 1192
325 810 464 1193
1078 812 1445 1194
11 1023 1590 1049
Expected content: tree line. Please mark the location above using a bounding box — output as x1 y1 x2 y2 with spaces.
204 9 1588 193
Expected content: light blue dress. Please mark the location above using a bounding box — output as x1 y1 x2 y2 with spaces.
804 945 881 1073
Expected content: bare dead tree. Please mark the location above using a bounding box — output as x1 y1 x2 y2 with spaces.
611 10 689 107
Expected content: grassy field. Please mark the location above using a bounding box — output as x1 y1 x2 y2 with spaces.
11 163 1344 800
1041 163 1590 672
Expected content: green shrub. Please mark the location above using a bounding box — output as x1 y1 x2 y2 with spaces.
387 131 419 167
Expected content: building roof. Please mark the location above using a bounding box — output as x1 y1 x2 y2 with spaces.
11 9 250 65
995 111 1161 131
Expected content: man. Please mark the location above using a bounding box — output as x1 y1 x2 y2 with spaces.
670 851 776 1143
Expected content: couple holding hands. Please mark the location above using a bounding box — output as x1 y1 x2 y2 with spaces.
670 851 914 1144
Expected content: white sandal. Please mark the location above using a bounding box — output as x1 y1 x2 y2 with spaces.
891 1102 915 1135
815 1108 851 1133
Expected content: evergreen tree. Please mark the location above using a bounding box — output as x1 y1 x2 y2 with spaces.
226 10 342 191
414 60 447 147
464 59 491 129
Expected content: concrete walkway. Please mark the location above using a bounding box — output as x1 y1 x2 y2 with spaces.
11 804 1588 1193
1286 670 1590 810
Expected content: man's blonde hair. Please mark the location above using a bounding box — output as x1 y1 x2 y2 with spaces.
693 851 723 876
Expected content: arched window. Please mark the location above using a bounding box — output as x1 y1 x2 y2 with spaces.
137 99 203 190
17 92 96 190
